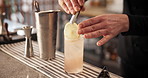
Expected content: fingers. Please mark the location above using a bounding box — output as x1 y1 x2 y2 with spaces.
84 29 109 39
82 28 114 46
64 0 76 14
96 35 113 46
71 0 80 11
78 0 84 6
59 0 69 14
61 3 70 14
78 16 102 29
78 22 107 34
59 0 85 14
77 14 127 46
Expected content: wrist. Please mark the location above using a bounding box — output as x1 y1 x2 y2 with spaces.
121 14 129 32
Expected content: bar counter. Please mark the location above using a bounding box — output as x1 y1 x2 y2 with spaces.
0 41 122 78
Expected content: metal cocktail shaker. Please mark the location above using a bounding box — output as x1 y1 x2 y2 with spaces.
35 10 59 60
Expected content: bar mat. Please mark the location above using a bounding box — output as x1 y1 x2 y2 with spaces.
0 41 120 78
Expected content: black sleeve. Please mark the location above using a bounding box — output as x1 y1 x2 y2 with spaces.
121 14 148 36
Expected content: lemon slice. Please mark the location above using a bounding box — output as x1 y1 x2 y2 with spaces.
64 22 80 40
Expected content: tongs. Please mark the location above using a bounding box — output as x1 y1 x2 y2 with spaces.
69 0 88 24
69 12 80 24
69 6 83 24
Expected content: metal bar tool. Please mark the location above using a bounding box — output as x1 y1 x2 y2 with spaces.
23 26 34 58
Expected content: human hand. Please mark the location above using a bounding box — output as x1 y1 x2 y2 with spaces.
58 0 85 14
78 14 129 46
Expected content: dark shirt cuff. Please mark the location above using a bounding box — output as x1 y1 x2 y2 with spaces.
121 14 136 36
121 14 148 36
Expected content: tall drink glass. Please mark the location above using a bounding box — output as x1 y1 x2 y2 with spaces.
64 21 84 74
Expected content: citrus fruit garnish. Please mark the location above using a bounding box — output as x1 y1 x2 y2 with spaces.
64 22 80 40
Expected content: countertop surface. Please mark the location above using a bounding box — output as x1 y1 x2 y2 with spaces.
0 41 122 78
0 50 49 78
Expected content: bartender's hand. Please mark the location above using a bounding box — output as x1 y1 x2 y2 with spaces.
58 0 85 14
78 14 129 46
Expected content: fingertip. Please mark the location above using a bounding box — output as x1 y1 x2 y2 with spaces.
96 42 102 46
81 2 84 6
70 9 76 15
78 30 81 34
74 6 80 11
78 0 84 6
84 34 87 38
78 24 83 28
98 35 112 46
65 10 70 14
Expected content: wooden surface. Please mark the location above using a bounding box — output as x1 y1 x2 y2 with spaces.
0 41 122 78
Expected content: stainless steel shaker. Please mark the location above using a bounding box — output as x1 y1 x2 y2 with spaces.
35 10 59 60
